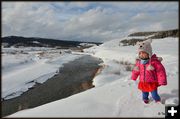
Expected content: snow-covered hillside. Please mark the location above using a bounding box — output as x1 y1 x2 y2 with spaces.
8 37 178 117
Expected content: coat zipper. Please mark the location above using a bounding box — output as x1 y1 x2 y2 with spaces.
144 65 146 82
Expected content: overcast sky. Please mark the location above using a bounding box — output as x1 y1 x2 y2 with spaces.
2 2 178 42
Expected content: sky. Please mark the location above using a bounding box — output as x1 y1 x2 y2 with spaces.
2 1 179 43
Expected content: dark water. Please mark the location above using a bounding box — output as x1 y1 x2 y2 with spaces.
2 55 103 117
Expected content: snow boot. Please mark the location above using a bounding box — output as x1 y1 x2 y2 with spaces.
155 100 161 104
143 100 149 104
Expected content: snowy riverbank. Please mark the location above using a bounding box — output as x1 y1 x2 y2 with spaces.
2 55 102 117
2 48 84 100
7 36 178 117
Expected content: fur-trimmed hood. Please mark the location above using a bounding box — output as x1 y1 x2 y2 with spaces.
136 54 163 62
135 54 163 71
151 54 163 62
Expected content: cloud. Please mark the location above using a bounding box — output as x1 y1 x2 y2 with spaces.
2 2 178 43
59 7 130 42
128 10 178 33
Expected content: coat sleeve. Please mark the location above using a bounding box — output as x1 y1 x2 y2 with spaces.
154 61 167 85
131 60 140 81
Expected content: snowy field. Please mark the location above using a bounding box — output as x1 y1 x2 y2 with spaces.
2 47 83 100
7 36 179 117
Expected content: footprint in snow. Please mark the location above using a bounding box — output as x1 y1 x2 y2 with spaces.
113 98 121 116
114 92 144 117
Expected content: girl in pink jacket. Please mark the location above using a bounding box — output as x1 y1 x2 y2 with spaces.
131 39 167 104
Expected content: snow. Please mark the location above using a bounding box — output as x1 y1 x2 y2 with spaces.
126 34 155 40
7 36 178 117
32 41 40 44
79 43 97 47
2 47 83 100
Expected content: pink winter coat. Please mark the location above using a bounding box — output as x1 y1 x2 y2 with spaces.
131 54 167 86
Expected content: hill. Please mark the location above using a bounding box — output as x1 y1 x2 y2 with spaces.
120 29 178 46
2 36 102 49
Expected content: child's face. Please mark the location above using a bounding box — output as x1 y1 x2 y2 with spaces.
139 51 149 59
